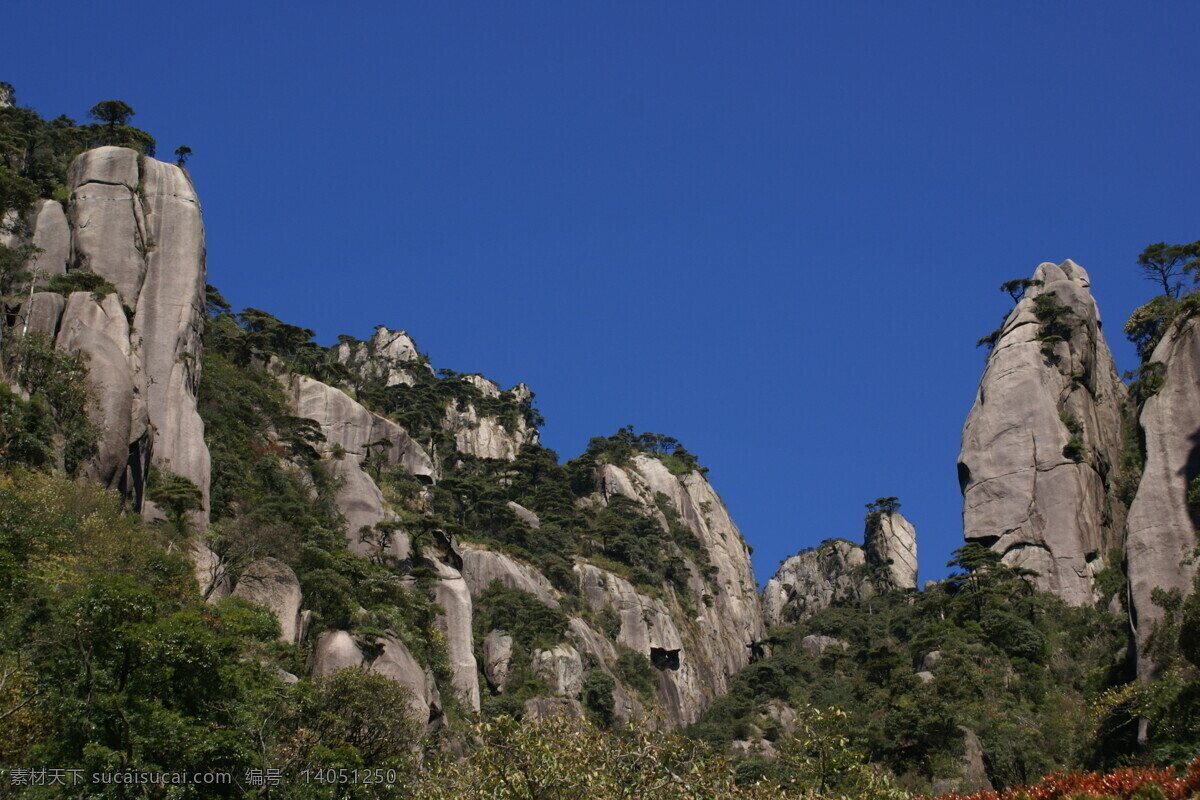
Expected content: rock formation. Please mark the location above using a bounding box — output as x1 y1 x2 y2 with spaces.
282 373 433 551
231 557 304 644
864 510 918 590
5 146 210 528
764 510 916 626
311 631 441 727
762 539 872 626
582 454 766 726
483 629 514 692
959 260 1128 605
1125 318 1200 676
334 326 429 387
441 375 539 460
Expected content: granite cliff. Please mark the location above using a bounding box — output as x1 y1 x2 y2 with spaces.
959 260 1128 606
6 146 209 530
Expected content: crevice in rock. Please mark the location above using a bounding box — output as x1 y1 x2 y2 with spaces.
650 647 680 671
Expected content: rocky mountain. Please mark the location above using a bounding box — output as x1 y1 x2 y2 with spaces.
958 260 1128 606
0 143 769 732
5 126 1200 787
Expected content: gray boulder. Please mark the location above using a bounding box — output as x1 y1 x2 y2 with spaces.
21 292 65 337
506 500 541 528
334 326 428 387
460 545 559 607
522 696 583 720
800 635 848 659
368 637 442 726
67 148 147 305
135 157 211 531
231 558 303 643
284 374 433 548
312 630 365 675
532 644 584 697
26 199 69 279
959 260 1127 605
430 558 480 711
311 631 440 727
483 629 514 692
56 308 148 493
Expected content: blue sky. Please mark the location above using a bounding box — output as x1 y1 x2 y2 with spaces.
7 1 1199 585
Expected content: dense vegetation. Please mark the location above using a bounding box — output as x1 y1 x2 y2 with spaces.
692 542 1200 792
0 85 157 223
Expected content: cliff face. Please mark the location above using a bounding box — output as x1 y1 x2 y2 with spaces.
583 454 766 725
1125 318 1200 676
9 146 209 528
256 327 762 726
959 260 1127 605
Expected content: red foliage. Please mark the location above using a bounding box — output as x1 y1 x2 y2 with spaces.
247 440 286 458
929 756 1200 800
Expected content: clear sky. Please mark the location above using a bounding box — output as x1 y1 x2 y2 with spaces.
7 1 1199 586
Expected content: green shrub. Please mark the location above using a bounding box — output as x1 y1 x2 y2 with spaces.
473 582 568 651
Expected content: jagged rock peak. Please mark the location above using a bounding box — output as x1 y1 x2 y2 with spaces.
334 325 430 387
1126 317 1200 678
762 539 873 626
864 510 918 590
958 259 1128 606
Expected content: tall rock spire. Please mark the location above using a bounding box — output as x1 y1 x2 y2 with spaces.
958 260 1127 605
865 509 918 590
1125 317 1200 678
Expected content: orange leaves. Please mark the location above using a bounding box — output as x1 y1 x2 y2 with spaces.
930 756 1200 800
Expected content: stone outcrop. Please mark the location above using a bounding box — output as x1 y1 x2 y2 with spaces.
532 644 584 697
5 146 212 530
460 544 560 607
430 558 480 711
763 539 872 626
311 631 441 726
55 292 150 497
1126 318 1200 677
864 510 918 590
442 375 539 460
21 292 65 337
231 558 304 644
523 696 583 720
134 156 210 528
334 326 430 387
959 260 1128 605
931 727 995 795
800 635 848 659
582 454 766 726
3 199 71 280
67 147 147 304
506 500 541 528
283 374 433 550
482 629 514 692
